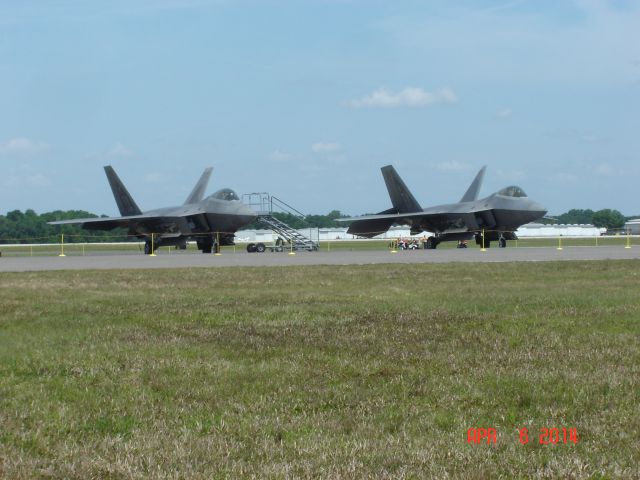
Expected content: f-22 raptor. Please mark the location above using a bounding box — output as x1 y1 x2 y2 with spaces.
344 165 546 248
49 166 256 254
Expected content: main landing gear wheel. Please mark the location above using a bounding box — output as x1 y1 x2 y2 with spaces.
144 241 155 255
196 237 214 253
425 236 438 249
498 237 507 248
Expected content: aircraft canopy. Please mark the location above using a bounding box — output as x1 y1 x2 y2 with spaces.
497 186 527 198
209 188 240 201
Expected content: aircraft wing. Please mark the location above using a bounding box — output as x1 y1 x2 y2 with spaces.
48 214 182 231
339 211 481 238
339 212 414 223
48 209 223 235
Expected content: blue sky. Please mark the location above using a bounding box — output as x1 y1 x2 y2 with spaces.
1 0 638 216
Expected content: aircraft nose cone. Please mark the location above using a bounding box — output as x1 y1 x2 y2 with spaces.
530 201 547 221
243 204 258 217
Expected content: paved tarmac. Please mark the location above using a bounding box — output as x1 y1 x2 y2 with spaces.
0 246 638 272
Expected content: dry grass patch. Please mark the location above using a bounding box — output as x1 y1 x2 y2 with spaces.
1 260 639 478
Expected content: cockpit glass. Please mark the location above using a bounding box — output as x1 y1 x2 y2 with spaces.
211 188 239 201
497 186 527 197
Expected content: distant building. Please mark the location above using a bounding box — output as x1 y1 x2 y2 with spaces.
624 219 640 235
237 222 605 242
515 223 604 237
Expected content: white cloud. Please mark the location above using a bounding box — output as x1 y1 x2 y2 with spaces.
311 142 341 153
109 142 133 158
1 170 51 189
348 87 458 108
0 137 47 156
481 0 528 13
436 160 470 172
26 173 51 187
495 107 512 118
594 163 614 176
580 132 609 143
0 175 19 188
497 169 526 182
550 172 580 184
268 149 296 162
143 172 163 183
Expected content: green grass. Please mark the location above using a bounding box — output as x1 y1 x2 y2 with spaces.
1 261 639 478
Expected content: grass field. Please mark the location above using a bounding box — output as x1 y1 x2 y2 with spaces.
1 261 639 478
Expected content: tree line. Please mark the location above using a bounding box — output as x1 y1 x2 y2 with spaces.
0 207 636 244
541 208 631 229
0 209 351 243
0 210 127 244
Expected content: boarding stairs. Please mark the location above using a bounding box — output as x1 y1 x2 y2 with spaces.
242 193 319 251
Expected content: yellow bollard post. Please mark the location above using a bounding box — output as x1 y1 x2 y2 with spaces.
480 229 486 252
59 233 66 257
625 229 631 249
289 235 295 255
390 238 397 253
557 235 563 251
149 233 157 256
214 232 222 255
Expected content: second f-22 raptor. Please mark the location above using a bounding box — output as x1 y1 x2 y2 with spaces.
49 166 256 254
343 165 546 248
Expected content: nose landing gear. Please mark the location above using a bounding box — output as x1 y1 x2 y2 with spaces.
425 236 439 249
144 240 155 255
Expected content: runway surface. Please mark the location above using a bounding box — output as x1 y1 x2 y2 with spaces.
0 246 638 272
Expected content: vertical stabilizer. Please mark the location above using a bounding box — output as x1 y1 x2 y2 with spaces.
459 166 486 202
380 165 422 213
184 167 213 205
104 166 143 216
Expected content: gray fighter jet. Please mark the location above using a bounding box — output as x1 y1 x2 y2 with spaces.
49 166 256 254
343 165 546 248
